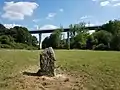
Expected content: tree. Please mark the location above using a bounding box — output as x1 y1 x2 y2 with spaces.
69 22 89 49
42 37 50 49
32 36 38 46
0 24 38 49
0 35 14 45
102 20 120 35
69 22 87 38
8 26 36 46
86 35 95 49
50 29 62 48
101 20 120 50
0 24 7 35
111 33 120 50
42 28 63 49
93 30 112 50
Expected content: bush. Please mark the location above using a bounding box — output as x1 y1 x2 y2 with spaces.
26 46 38 50
0 44 12 49
0 35 10 44
7 42 38 50
94 43 108 50
111 34 120 51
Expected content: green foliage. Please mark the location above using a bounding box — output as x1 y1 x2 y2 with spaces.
0 35 14 45
86 35 95 49
111 33 120 51
42 28 63 49
0 24 38 49
9 26 32 45
69 22 89 49
0 44 12 49
10 43 38 50
69 22 87 38
42 20 120 51
42 37 49 48
72 33 88 49
0 24 7 35
101 20 120 50
1 19 120 51
102 20 120 35
0 35 10 44
42 20 120 50
94 43 108 50
32 36 38 46
93 30 112 50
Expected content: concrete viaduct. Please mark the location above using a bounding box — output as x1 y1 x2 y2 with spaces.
29 26 102 49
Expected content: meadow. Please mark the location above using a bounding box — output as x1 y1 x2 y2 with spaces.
0 50 120 90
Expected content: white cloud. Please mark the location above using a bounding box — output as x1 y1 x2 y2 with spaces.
4 23 21 29
40 24 58 30
93 0 120 7
92 0 99 2
59 8 64 12
33 24 58 30
100 1 110 6
80 16 88 19
113 2 120 6
2 1 39 20
80 15 92 20
111 0 120 1
48 13 56 18
84 21 104 27
46 13 56 20
46 8 63 20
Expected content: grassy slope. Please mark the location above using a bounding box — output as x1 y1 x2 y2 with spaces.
0 50 120 90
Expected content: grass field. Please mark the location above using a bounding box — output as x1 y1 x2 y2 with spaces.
0 50 120 90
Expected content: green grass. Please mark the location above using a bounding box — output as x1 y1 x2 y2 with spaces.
0 50 120 90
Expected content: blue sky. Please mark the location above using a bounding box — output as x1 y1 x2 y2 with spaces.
0 0 120 41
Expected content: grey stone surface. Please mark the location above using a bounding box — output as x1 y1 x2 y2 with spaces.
38 47 56 76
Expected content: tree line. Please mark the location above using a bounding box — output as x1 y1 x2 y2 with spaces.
1 19 120 51
42 20 120 51
0 24 38 49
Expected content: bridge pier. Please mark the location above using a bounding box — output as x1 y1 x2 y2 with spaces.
67 31 70 50
39 33 42 50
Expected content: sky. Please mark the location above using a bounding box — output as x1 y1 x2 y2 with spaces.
0 0 120 41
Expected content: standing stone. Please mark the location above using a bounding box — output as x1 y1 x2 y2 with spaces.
38 47 56 76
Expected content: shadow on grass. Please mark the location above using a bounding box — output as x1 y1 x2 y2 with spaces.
23 69 42 76
23 71 38 76
23 69 54 77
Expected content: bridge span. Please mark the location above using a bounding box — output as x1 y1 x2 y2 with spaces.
29 26 102 49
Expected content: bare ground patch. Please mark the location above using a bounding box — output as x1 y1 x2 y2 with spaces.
10 65 88 90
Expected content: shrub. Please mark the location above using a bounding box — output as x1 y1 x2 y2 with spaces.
94 43 108 50
0 44 12 49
